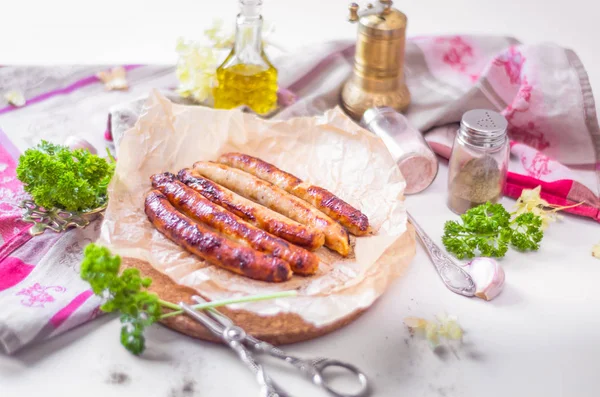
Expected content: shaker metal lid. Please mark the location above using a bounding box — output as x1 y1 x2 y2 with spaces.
459 109 508 148
461 109 508 135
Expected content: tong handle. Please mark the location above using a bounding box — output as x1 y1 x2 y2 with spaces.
248 340 369 397
187 297 370 397
179 301 288 397
226 335 289 397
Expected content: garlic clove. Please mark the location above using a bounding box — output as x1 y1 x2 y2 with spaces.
63 136 97 154
463 257 505 301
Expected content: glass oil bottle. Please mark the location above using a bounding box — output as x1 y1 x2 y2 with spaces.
213 0 278 115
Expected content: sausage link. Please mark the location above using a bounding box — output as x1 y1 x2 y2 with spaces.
218 153 371 236
192 161 350 257
178 168 324 250
151 173 319 275
145 190 292 282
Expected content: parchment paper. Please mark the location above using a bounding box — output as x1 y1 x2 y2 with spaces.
98 90 413 327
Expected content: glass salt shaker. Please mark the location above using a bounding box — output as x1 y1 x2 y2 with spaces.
362 107 438 194
447 109 509 214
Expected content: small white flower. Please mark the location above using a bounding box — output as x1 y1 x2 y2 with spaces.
4 90 26 107
97 67 129 91
593 242 600 259
404 313 463 348
175 18 278 104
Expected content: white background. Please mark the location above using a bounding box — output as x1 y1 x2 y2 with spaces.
0 0 599 95
1 1 600 396
1 0 598 94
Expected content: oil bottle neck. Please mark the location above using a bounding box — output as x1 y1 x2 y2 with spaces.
235 0 263 55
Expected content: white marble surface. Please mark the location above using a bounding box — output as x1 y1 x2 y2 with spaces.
1 0 600 396
1 163 599 397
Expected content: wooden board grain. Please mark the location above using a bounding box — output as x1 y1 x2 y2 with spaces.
122 224 415 345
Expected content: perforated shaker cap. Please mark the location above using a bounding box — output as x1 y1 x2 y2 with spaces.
458 109 508 148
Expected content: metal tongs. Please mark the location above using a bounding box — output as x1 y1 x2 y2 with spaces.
179 296 370 397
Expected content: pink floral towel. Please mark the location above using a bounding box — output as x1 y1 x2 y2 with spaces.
271 36 600 220
1 35 599 354
0 65 177 354
411 36 599 220
0 128 103 354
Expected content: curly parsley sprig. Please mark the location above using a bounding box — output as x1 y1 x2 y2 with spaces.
442 202 544 259
81 244 297 355
16 140 115 212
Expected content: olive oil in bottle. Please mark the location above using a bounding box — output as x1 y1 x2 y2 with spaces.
213 0 278 115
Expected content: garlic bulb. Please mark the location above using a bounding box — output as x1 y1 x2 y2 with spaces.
464 257 505 301
63 136 97 154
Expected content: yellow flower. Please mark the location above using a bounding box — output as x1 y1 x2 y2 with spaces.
593 242 600 259
204 19 235 49
203 17 275 49
436 314 464 340
513 186 582 229
175 38 219 104
4 90 26 107
404 314 463 347
175 18 277 104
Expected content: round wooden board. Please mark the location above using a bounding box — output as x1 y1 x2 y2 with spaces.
122 224 415 345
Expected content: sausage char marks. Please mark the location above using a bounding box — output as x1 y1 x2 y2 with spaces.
144 189 292 282
177 168 325 251
218 153 371 236
192 161 351 256
151 172 319 275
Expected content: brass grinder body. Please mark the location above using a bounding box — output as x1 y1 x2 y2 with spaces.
341 1 411 120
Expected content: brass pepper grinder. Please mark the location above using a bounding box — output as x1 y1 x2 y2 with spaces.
341 0 411 120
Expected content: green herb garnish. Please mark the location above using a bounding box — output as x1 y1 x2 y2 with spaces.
442 202 544 259
16 140 115 212
81 243 297 355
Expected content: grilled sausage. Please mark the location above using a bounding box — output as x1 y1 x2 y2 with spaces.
218 153 371 236
178 168 324 250
151 172 319 275
145 190 292 282
192 162 351 256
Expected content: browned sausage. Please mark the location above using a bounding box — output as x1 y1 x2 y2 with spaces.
151 172 319 275
145 190 292 282
192 162 350 257
178 168 325 251
218 153 371 236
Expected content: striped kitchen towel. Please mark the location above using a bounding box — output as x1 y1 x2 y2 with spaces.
0 65 177 354
1 34 599 354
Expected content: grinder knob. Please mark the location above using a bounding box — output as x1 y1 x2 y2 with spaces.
348 3 359 22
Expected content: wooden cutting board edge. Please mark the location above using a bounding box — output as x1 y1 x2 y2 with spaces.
121 223 415 346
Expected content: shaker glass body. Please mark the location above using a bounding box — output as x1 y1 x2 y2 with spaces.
362 107 438 194
447 110 509 214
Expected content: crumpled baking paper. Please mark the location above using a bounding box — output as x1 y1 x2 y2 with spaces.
98 89 414 327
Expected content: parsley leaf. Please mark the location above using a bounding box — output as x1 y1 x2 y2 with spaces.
81 244 161 355
80 244 298 355
16 140 115 212
442 202 544 259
